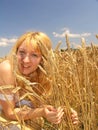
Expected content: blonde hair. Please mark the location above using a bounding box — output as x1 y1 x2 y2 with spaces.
7 31 53 96
7 31 52 67
10 31 52 55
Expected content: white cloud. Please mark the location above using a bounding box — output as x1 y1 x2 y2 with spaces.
68 33 91 38
0 42 8 46
0 37 17 47
53 27 91 38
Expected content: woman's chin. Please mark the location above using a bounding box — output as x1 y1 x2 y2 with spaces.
21 71 31 76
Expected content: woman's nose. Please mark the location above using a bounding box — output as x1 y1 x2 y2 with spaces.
23 55 31 63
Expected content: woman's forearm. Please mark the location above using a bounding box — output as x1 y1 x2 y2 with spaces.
5 107 44 121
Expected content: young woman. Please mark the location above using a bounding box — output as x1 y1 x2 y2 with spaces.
0 31 78 129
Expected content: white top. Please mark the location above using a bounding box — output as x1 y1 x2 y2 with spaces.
0 93 33 112
0 93 14 101
0 93 14 112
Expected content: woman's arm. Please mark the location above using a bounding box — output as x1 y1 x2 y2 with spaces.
0 61 44 120
0 97 64 124
0 98 44 120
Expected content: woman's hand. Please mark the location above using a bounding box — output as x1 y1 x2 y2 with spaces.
64 107 79 125
42 105 79 125
43 105 64 124
70 108 79 125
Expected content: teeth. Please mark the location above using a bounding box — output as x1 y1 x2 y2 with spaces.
22 65 29 68
22 64 28 67
24 66 29 68
21 64 30 68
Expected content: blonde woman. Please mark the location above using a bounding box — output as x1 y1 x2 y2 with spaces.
0 32 78 129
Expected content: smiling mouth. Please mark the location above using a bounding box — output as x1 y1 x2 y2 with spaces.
23 66 30 69
21 64 30 69
23 66 29 68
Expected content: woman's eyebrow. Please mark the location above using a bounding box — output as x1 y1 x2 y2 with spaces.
18 47 25 50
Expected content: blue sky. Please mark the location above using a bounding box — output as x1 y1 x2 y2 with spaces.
0 0 98 57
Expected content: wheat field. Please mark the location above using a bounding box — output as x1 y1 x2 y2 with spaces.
0 35 98 130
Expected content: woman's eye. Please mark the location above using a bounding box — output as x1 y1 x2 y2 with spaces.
31 54 38 57
19 51 26 56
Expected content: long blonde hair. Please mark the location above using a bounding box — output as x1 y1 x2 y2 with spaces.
10 32 51 54
7 31 53 96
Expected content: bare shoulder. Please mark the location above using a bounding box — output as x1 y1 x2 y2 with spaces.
0 60 14 85
0 60 11 73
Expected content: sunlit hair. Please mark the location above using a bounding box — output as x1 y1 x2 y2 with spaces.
7 31 52 69
11 31 52 55
7 31 53 96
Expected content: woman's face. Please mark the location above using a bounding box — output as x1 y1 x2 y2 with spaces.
16 42 42 76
